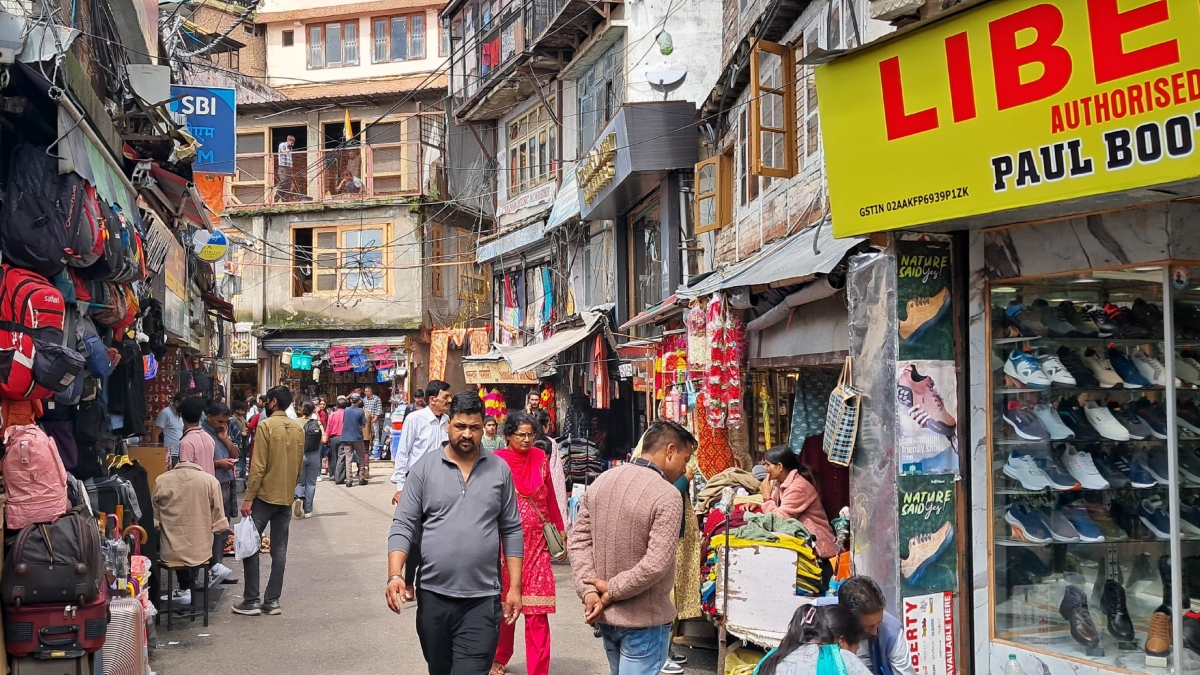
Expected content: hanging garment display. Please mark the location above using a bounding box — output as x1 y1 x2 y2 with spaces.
788 370 838 451
539 385 556 430
429 330 450 380
484 388 508 422
589 334 611 410
540 266 555 326
468 327 491 356
686 299 709 367
704 294 745 428
695 392 735 478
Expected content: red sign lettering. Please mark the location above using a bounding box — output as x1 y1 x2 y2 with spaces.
881 56 939 140
990 4 1073 110
1088 0 1180 84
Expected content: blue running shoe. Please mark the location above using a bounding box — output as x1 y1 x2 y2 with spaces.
1061 503 1105 543
1107 348 1150 388
1138 499 1171 540
1113 447 1158 489
1005 503 1052 544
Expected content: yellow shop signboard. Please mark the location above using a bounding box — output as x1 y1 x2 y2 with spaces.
816 0 1200 237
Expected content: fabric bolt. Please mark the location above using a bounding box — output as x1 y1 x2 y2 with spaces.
695 394 736 478
468 328 491 356
674 490 703 621
493 446 562 614
496 613 550 675
430 330 451 380
153 462 228 567
788 370 838 448
695 467 760 511
735 512 812 542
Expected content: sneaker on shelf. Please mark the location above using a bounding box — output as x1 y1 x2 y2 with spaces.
1180 399 1200 435
1033 348 1077 387
1145 450 1172 486
1031 299 1077 337
1108 348 1151 389
897 364 957 436
1061 445 1110 490
1046 508 1082 542
1134 398 1170 440
1098 579 1136 642
1057 397 1101 441
1131 298 1165 339
1004 349 1052 389
1005 302 1048 338
1146 607 1172 657
1178 353 1200 386
1083 303 1119 338
1113 447 1158 489
1107 402 1152 440
1057 301 1100 338
1037 453 1082 491
1083 401 1132 441
1183 506 1200 537
1056 347 1100 388
1003 451 1053 491
1181 348 1200 378
161 589 192 605
1132 350 1168 387
1138 499 1172 540
1082 348 1126 388
900 521 955 584
1033 403 1075 440
1090 448 1132 490
209 563 233 588
1083 502 1130 541
1180 449 1200 485
1005 503 1053 544
1002 401 1050 440
1105 302 1152 339
1184 612 1200 657
1061 503 1106 543
1059 585 1102 648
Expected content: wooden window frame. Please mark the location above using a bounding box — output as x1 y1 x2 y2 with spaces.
295 223 391 298
372 13 426 63
749 40 797 179
282 30 294 47
506 99 557 198
306 22 359 69
694 154 731 234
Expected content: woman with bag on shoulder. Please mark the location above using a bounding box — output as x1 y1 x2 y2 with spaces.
490 412 565 675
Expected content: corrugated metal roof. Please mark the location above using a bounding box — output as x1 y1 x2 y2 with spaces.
679 221 865 298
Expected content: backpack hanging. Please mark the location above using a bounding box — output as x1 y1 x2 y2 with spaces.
0 143 80 278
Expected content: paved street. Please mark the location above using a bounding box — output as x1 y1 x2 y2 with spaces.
152 467 716 675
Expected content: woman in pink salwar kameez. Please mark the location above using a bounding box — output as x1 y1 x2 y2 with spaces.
492 413 565 675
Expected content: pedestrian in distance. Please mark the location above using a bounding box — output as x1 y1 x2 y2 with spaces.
568 420 695 675
154 393 185 467
323 396 347 480
490 413 565 675
233 385 305 617
363 385 386 459
201 401 239 586
293 401 324 519
339 393 370 488
387 391 525 675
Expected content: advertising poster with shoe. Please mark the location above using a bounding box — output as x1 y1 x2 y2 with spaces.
902 591 956 675
899 474 958 595
897 234 954 362
897 360 960 476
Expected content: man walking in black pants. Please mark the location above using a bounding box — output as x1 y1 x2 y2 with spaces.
233 385 304 616
386 391 525 674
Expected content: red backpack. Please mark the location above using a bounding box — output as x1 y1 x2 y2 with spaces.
0 265 84 400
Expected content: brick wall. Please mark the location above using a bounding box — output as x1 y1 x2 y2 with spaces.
192 4 267 77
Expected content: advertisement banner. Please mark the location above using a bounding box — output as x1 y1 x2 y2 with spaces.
898 474 957 595
169 86 237 174
816 0 1200 237
902 592 956 675
896 359 959 476
896 234 953 361
463 359 538 385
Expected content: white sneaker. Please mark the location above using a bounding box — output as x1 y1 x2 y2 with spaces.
1083 401 1131 441
1002 453 1052 490
1082 348 1125 388
1177 355 1200 386
1034 348 1076 387
1004 350 1051 388
1131 350 1167 386
1033 403 1075 440
160 589 192 605
303 512 313 519
209 563 233 587
1061 445 1110 490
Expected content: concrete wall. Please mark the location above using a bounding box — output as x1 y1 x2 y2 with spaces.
229 204 425 330
622 0 723 107
262 7 445 87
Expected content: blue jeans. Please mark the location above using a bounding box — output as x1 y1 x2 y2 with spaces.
597 623 671 675
294 451 320 513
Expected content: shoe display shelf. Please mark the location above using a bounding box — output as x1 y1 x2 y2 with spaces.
987 270 1200 674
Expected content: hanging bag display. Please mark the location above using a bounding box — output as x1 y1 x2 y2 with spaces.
822 357 861 467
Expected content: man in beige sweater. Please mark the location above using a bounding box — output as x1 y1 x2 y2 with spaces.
568 420 696 675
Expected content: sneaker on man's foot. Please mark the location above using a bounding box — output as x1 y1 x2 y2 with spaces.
209 563 233 587
262 600 282 615
160 589 191 605
231 600 261 616
303 512 313 519
293 498 304 518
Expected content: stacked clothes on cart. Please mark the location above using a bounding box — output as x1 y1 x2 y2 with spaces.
562 438 604 485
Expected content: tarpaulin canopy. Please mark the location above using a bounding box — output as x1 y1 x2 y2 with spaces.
497 310 606 374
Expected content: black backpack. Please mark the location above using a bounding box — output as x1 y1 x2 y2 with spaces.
303 418 322 453
0 143 81 278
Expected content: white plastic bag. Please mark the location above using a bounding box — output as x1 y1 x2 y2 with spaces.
233 517 260 560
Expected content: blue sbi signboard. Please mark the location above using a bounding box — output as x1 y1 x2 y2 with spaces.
169 86 236 175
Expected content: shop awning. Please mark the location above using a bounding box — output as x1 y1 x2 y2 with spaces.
202 293 235 322
149 165 215 231
497 310 606 374
545 165 579 231
679 221 865 298
620 294 683 331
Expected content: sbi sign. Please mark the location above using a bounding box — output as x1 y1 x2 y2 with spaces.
169 86 237 175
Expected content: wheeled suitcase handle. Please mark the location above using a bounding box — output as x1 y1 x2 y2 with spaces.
38 624 78 646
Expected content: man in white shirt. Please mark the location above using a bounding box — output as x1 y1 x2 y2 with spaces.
390 380 452 505
276 135 295 200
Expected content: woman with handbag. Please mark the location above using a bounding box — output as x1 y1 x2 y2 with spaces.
491 412 565 675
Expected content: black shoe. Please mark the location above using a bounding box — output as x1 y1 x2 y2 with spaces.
1128 552 1155 589
1058 397 1100 441
231 600 261 616
1007 548 1048 588
1131 299 1165 339
1184 612 1200 656
1057 301 1100 338
1090 446 1132 489
262 600 282 615
1032 299 1078 337
1185 556 1200 601
1100 580 1135 641
1056 348 1100 389
1160 555 1190 610
1059 585 1101 647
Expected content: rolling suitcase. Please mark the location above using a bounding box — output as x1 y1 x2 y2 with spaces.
100 597 144 675
4 585 108 658
10 656 88 675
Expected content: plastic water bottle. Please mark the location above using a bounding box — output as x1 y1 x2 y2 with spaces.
1003 655 1025 675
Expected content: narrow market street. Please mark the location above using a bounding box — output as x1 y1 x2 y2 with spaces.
152 468 716 675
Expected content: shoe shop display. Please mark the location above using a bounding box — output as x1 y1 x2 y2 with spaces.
1044 508 1082 542
897 364 957 436
1131 298 1165 339
1159 554 1192 610
1006 302 1049 337
1098 579 1136 641
1145 450 1171 486
898 287 950 342
1180 449 1200 485
1105 302 1153 339
1003 451 1053 491
1183 612 1200 657
1057 397 1101 441
1003 401 1050 440
1134 398 1169 440
1107 348 1151 389
1089 448 1131 489
1106 402 1151 440
1005 503 1053 544
1004 349 1052 389
1139 499 1172 540
1182 505 1200 537
1059 586 1102 648
1083 401 1132 441
1146 608 1172 657
1060 502 1105 543
1131 349 1168 386
1057 301 1100 337
1176 353 1200 386
1030 299 1077 337
1083 502 1130 541
1083 303 1119 338
1082 348 1126 388
1179 399 1200 434
1033 348 1076 387
1060 445 1109 490
1036 454 1083 491
1112 447 1158 489
1056 347 1100 388
1181 348 1200 380
1033 403 1074 440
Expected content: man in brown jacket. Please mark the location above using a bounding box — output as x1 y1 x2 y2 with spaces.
234 385 305 617
153 461 229 603
568 420 695 675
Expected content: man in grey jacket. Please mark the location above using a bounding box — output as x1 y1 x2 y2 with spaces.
386 391 524 675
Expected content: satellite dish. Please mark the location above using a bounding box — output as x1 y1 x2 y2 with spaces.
647 70 687 99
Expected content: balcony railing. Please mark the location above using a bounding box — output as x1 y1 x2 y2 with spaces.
228 141 439 208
